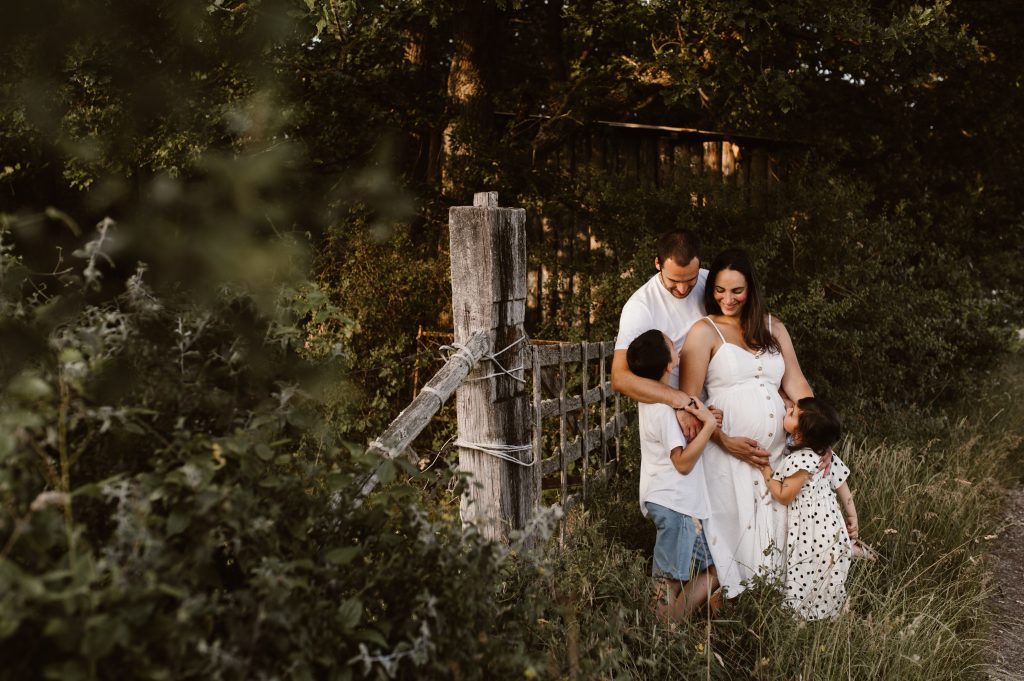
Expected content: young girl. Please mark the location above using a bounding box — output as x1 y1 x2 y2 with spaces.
760 397 860 620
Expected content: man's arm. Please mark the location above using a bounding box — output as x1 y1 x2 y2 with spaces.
610 350 691 408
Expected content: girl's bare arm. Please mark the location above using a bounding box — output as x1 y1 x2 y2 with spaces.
760 466 811 506
836 482 859 539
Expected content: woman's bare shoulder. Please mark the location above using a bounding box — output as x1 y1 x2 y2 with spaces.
683 318 718 347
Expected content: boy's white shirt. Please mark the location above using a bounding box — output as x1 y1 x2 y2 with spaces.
637 402 711 520
614 269 708 389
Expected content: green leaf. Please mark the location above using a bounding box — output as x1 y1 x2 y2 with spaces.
6 372 53 402
352 627 388 647
166 510 190 536
255 443 274 461
337 597 362 630
324 546 359 565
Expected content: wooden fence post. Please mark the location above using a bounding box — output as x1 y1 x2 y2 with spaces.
449 191 538 543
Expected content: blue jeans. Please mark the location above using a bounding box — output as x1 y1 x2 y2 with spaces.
646 502 713 582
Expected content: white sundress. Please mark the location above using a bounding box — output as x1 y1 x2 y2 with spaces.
700 316 788 598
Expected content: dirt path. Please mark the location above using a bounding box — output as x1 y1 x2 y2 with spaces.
986 486 1024 680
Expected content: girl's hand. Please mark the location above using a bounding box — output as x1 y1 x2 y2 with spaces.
681 397 716 427
846 515 859 540
760 464 774 482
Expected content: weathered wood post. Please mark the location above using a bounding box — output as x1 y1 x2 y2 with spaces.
449 191 539 543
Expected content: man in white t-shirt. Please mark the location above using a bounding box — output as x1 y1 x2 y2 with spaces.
612 230 707 418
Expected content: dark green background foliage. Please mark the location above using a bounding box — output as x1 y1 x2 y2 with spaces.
1 0 1021 678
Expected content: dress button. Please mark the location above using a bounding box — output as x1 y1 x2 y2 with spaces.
766 395 770 400
769 414 774 418
768 432 773 437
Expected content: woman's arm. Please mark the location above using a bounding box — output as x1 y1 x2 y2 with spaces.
835 482 859 539
772 318 814 402
760 465 811 506
679 322 714 403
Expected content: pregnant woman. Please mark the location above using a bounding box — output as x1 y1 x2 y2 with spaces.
680 248 814 598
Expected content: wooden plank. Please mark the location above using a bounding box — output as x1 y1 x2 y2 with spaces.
357 329 491 499
582 382 610 406
529 339 610 366
722 140 738 183
703 140 722 178
580 342 590 501
599 342 609 465
532 339 543 487
538 394 581 420
558 344 569 508
657 138 673 188
533 342 582 367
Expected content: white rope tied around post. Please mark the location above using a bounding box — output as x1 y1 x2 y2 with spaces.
454 440 536 467
438 334 529 384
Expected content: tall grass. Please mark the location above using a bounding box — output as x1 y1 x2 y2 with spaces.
515 354 1024 680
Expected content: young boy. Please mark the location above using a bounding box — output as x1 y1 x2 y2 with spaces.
627 329 719 620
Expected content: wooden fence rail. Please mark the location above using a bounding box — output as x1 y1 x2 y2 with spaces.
356 329 491 500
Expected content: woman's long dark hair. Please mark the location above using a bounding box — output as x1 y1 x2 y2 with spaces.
703 248 780 353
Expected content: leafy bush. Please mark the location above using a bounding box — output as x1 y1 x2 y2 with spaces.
0 200 555 681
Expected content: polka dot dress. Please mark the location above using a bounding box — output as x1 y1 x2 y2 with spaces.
773 448 852 620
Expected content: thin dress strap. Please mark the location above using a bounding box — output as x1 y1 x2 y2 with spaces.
768 313 773 334
702 315 727 344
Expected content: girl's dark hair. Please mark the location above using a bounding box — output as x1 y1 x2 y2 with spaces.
795 397 842 455
703 248 780 354
626 329 672 381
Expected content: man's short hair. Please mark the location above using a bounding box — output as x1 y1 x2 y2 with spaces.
626 329 672 381
656 230 701 268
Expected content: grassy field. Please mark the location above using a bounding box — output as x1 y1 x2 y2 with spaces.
514 352 1024 680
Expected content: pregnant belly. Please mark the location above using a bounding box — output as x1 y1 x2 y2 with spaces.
709 389 787 453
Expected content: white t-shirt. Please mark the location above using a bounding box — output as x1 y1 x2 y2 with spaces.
638 402 710 519
614 270 708 388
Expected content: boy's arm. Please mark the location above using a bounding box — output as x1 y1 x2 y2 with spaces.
759 466 810 506
836 482 859 539
669 418 717 475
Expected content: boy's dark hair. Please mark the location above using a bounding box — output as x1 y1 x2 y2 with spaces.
626 329 672 381
796 396 842 455
655 230 701 269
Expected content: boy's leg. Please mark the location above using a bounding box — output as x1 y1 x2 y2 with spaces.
646 503 688 622
653 577 683 621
